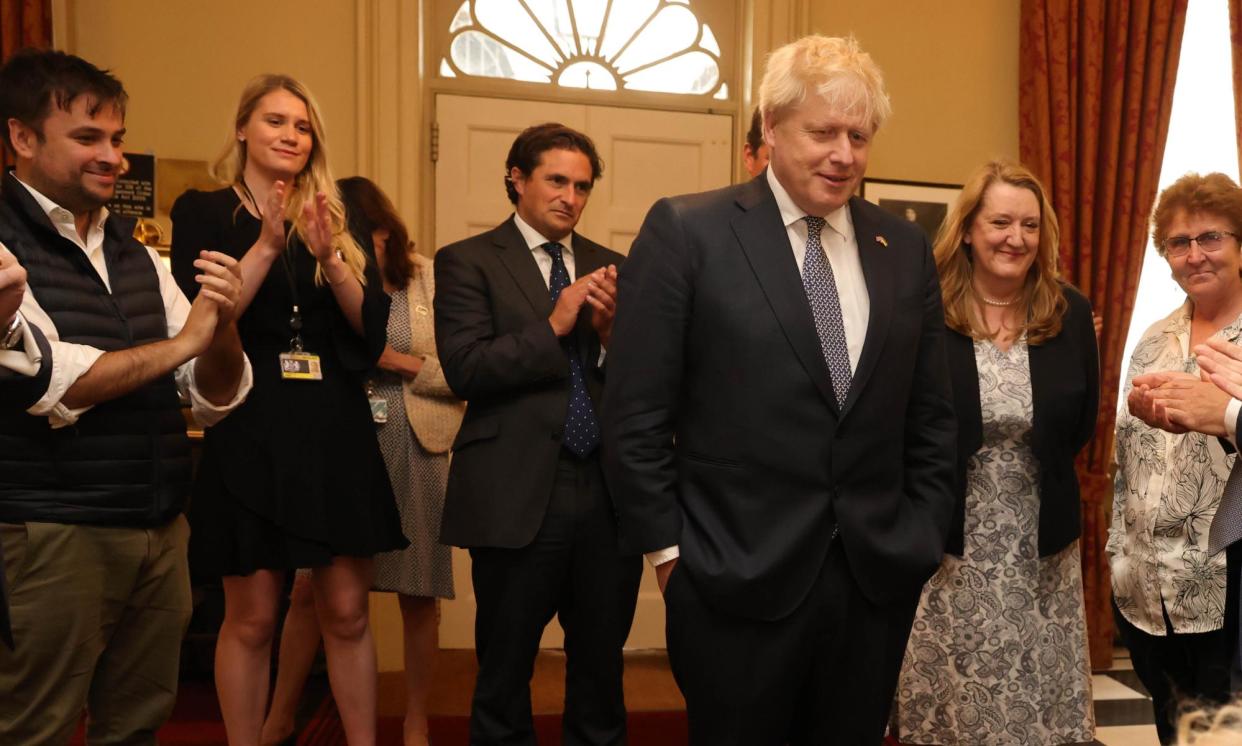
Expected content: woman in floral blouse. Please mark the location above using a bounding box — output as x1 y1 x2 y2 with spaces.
1111 172 1242 744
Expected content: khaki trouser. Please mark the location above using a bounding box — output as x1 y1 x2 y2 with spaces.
0 516 192 746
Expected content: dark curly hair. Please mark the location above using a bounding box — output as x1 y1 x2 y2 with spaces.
504 123 603 205
0 48 127 155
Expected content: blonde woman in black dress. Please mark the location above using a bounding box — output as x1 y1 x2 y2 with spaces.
171 75 404 746
259 178 462 746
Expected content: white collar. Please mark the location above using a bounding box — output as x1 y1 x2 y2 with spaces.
514 211 574 255
765 167 853 240
13 174 109 242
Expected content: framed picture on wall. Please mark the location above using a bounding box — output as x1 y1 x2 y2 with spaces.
861 178 962 242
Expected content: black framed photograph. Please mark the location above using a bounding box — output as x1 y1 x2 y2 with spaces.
861 178 962 242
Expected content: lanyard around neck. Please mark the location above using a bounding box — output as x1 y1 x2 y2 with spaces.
240 180 304 351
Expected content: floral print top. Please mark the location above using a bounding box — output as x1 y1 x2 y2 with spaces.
1109 300 1238 635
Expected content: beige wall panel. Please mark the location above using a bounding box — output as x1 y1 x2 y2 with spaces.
582 105 732 255
66 0 360 180
465 127 528 199
610 141 703 207
434 95 585 250
808 0 1020 186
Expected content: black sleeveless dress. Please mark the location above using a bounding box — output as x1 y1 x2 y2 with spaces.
170 187 405 576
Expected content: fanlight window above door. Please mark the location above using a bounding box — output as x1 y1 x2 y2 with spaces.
442 0 728 100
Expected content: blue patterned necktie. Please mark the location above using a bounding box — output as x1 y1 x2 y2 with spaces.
543 242 601 457
802 216 852 407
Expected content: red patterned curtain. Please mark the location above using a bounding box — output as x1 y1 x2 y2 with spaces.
1 0 53 170
1019 0 1187 670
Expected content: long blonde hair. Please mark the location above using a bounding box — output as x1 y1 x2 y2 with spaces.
211 74 366 286
934 160 1066 344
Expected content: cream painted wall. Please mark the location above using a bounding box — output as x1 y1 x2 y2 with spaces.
809 1 1020 186
64 0 360 180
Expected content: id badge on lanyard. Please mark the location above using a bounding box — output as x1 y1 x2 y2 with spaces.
366 381 388 423
278 303 323 381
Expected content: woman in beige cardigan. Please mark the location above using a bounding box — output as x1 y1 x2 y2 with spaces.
261 177 463 746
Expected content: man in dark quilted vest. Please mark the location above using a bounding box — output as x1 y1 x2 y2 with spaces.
0 49 251 744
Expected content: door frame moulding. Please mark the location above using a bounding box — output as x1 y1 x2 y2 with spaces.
355 0 810 260
349 0 810 651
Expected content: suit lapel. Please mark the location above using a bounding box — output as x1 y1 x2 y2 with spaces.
492 216 554 318
731 179 839 414
843 198 895 415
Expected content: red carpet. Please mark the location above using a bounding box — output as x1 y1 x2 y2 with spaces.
303 696 688 745
68 683 227 744
68 686 687 746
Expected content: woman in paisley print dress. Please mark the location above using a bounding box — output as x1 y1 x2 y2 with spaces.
892 160 1099 745
1109 172 1242 744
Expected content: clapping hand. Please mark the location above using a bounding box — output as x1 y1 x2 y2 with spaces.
1128 371 1194 434
258 180 289 253
1131 370 1231 436
1195 337 1242 401
549 268 607 338
301 192 336 265
192 250 243 326
586 264 619 347
180 251 243 356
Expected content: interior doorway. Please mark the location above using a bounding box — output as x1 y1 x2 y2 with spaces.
433 93 733 649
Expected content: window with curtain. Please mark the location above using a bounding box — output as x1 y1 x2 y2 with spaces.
1116 0 1240 413
440 0 728 100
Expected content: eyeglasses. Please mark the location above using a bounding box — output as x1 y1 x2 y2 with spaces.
1162 231 1240 257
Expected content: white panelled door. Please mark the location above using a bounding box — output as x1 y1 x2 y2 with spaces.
434 94 732 649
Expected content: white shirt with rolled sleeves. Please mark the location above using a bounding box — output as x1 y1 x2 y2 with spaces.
0 176 253 427
643 167 870 568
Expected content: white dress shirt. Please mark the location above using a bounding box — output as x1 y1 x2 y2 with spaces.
645 171 872 568
0 176 252 428
766 166 870 371
514 211 577 284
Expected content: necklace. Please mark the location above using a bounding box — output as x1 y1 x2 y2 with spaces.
976 289 1021 306
238 179 265 219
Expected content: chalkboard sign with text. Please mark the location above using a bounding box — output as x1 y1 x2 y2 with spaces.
109 153 155 219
